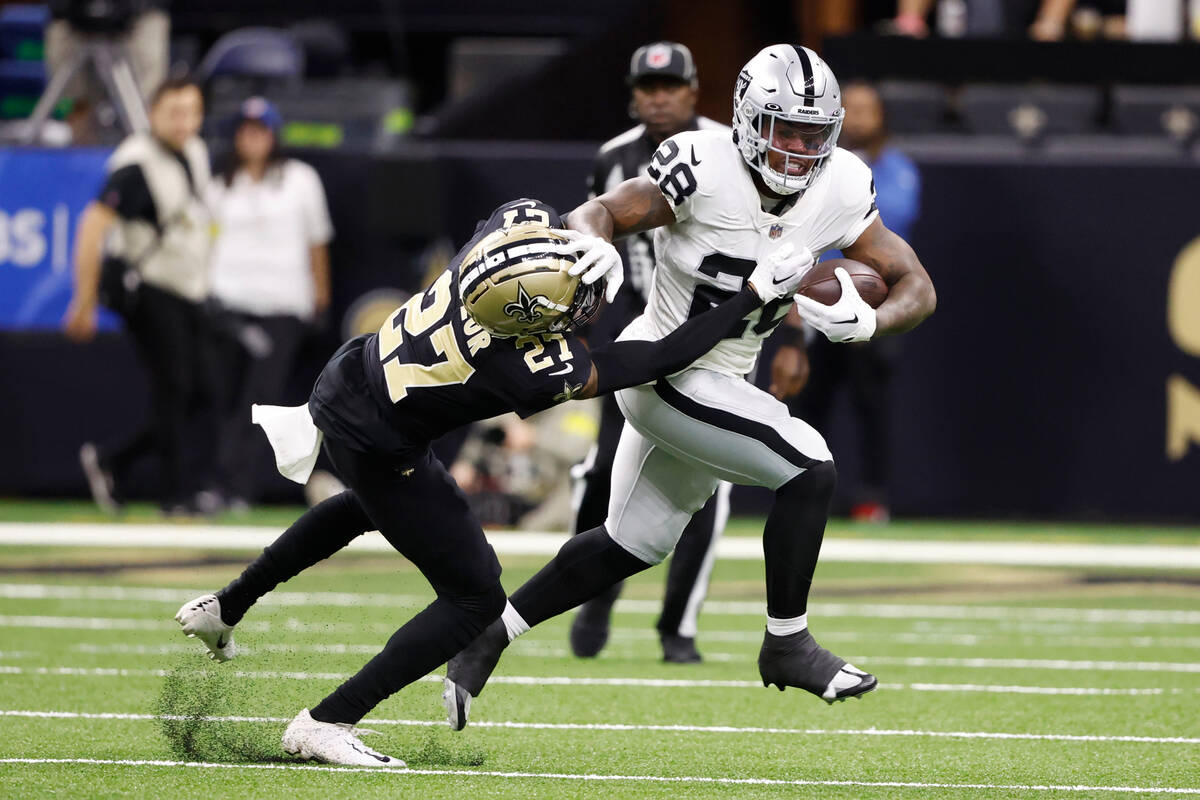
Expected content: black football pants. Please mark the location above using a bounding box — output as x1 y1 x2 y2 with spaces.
218 436 505 724
573 392 723 638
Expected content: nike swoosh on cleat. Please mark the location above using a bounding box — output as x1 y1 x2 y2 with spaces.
215 634 228 649
348 740 390 763
690 146 702 167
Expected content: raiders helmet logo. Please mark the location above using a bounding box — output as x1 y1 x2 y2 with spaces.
735 72 751 101
646 44 672 69
503 283 547 324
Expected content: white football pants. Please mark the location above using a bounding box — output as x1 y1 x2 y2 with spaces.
607 368 832 565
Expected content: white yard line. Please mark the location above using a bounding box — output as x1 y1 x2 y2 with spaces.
3 583 1198 625
0 757 1196 794
2 522 1198 568
2 709 1197 745
0 665 1191 695
21 642 1198 674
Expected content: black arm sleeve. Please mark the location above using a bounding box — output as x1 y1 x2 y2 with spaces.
588 287 761 396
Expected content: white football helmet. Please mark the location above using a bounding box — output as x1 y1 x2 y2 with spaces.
732 44 843 195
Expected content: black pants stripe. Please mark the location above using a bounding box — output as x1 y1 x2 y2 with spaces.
572 392 725 637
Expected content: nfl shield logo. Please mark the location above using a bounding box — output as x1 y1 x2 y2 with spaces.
769 224 783 239
647 45 672 69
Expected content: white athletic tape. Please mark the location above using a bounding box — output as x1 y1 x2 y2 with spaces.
0 757 1196 793
2 709 1197 745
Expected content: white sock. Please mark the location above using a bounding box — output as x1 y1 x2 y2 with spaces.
500 600 530 641
766 613 808 636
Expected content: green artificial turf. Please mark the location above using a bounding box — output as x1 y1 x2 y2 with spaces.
0 510 1196 798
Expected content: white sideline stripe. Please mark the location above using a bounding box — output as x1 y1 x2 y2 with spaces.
4 709 1199 745
0 758 1197 794
0 583 429 608
2 522 1198 568
0 666 1191 695
859 657 1200 674
0 615 397 634
3 583 1198 625
34 643 1200 674
613 628 1200 649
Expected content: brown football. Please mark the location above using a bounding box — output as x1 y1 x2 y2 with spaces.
797 258 888 308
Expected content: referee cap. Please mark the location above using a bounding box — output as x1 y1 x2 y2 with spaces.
628 42 698 87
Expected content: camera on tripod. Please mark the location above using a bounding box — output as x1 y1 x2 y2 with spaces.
60 0 137 35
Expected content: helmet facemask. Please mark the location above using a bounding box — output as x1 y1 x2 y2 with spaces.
737 102 842 195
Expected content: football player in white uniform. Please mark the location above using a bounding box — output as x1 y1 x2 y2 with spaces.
444 45 936 727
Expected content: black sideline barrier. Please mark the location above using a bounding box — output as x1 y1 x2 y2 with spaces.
2 144 1198 521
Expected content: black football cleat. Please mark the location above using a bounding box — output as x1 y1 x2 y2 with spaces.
660 633 702 664
567 582 622 658
443 619 509 730
757 628 877 704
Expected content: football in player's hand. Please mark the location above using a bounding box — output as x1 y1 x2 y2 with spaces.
797 259 888 308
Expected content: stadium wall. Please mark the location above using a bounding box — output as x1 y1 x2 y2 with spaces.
1 145 1198 521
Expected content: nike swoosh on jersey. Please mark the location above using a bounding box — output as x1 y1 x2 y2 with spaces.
690 146 702 167
548 364 574 376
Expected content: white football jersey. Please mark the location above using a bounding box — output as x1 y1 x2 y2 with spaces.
624 128 879 377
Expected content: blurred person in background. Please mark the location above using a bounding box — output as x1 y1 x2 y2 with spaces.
449 404 599 530
785 81 921 523
569 41 732 664
63 76 212 515
205 97 333 512
886 0 1125 38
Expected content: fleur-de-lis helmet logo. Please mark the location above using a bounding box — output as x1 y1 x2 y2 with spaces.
503 282 546 324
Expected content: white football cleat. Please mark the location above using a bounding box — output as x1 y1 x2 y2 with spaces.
281 709 406 768
174 594 236 662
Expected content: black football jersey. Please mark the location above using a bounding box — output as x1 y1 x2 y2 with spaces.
310 199 594 457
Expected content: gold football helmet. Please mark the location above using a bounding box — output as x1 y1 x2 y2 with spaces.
458 222 602 337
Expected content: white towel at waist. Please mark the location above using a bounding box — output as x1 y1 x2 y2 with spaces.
251 403 323 485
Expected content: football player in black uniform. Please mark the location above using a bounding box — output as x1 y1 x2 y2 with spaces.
572 41 732 664
174 197 814 767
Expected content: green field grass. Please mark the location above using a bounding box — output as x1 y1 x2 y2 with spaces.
0 507 1197 798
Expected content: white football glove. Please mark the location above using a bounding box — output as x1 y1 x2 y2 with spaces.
793 266 878 343
553 229 624 304
748 242 815 303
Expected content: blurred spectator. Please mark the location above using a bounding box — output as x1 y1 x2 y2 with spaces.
205 97 333 511
568 41 733 665
44 0 168 139
788 81 921 523
886 0 1128 38
449 404 599 530
1030 0 1128 40
63 76 213 515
